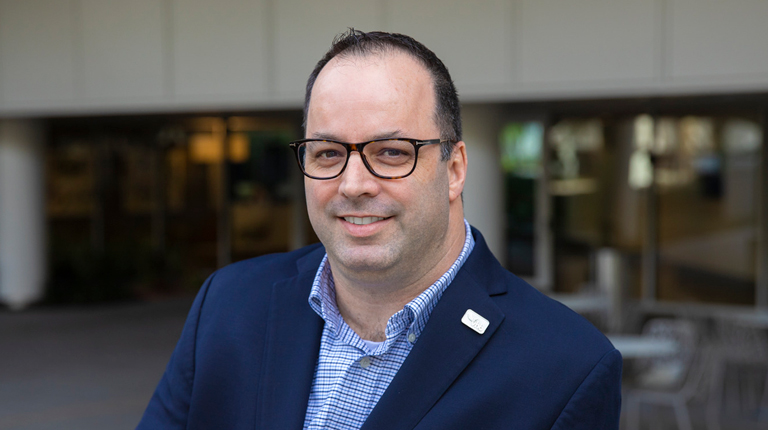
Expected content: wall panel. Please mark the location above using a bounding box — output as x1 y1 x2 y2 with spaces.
173 0 269 100
0 0 77 106
387 0 514 91
80 0 166 100
2 0 768 116
518 0 657 84
670 0 768 79
273 0 381 101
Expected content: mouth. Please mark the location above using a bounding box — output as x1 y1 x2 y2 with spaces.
342 216 389 225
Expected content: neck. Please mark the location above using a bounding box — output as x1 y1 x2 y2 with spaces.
331 216 466 341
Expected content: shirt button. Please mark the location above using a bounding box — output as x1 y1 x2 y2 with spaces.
408 333 416 343
360 356 372 368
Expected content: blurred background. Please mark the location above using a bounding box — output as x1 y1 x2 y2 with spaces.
1 0 767 429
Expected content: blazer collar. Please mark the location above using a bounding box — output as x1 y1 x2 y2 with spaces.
361 228 508 430
256 246 325 430
257 230 508 430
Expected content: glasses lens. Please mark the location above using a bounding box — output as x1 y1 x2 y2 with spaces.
299 141 348 178
363 140 416 177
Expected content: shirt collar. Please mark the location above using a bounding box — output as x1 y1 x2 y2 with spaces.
308 219 475 342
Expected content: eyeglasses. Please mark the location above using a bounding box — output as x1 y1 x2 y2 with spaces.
288 138 452 180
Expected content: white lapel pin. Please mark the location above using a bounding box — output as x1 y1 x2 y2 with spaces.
461 309 489 335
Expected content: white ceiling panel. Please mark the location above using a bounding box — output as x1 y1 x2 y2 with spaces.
0 0 77 105
80 0 166 100
273 0 382 100
172 0 269 99
670 0 768 78
518 0 657 83
387 0 514 90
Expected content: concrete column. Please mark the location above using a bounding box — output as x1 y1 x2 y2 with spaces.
0 119 46 310
461 104 504 261
596 248 624 332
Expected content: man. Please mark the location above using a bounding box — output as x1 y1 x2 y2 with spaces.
138 30 621 430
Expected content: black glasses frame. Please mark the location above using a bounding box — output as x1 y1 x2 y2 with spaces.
288 138 452 180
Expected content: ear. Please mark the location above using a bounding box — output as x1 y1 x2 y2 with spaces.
447 141 467 203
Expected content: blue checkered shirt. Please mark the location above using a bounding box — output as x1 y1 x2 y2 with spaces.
303 220 475 430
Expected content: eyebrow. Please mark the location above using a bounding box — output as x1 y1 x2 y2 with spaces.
308 130 405 141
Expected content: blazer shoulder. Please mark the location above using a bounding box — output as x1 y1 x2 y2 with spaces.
550 348 623 430
483 269 621 428
199 243 325 306
500 270 615 360
465 228 614 360
212 243 324 284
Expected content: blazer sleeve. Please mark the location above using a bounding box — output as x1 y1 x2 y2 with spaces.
135 273 215 430
550 348 623 430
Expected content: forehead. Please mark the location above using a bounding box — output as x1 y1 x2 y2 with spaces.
307 51 437 139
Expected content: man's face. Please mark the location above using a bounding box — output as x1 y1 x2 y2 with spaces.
304 52 461 285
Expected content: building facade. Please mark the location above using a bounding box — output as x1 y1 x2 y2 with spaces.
1 0 767 312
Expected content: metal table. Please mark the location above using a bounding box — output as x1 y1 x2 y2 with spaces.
607 334 679 359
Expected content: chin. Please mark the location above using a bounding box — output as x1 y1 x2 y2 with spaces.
334 247 398 274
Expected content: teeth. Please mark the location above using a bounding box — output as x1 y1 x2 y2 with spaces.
344 216 385 225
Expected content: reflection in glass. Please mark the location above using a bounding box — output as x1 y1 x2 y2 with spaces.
655 116 760 304
230 131 297 261
548 118 607 293
500 123 543 277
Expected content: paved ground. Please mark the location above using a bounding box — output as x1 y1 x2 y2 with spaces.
0 299 192 430
0 298 766 430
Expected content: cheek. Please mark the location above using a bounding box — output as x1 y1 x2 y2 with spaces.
306 180 346 234
389 173 448 217
304 182 330 218
412 165 449 200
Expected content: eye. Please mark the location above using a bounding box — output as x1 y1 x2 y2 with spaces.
316 149 343 159
382 148 407 157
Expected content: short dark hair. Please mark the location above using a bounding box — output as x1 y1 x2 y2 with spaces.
303 29 461 160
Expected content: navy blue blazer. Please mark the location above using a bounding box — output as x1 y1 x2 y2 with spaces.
138 228 622 429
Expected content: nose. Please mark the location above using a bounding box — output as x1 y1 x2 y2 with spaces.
338 152 380 198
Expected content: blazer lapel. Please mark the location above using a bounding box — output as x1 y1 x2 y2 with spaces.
256 251 325 430
361 251 506 430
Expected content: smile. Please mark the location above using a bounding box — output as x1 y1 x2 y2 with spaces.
343 216 387 225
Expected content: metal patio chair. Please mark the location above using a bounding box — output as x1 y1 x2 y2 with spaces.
705 317 768 430
624 318 708 430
